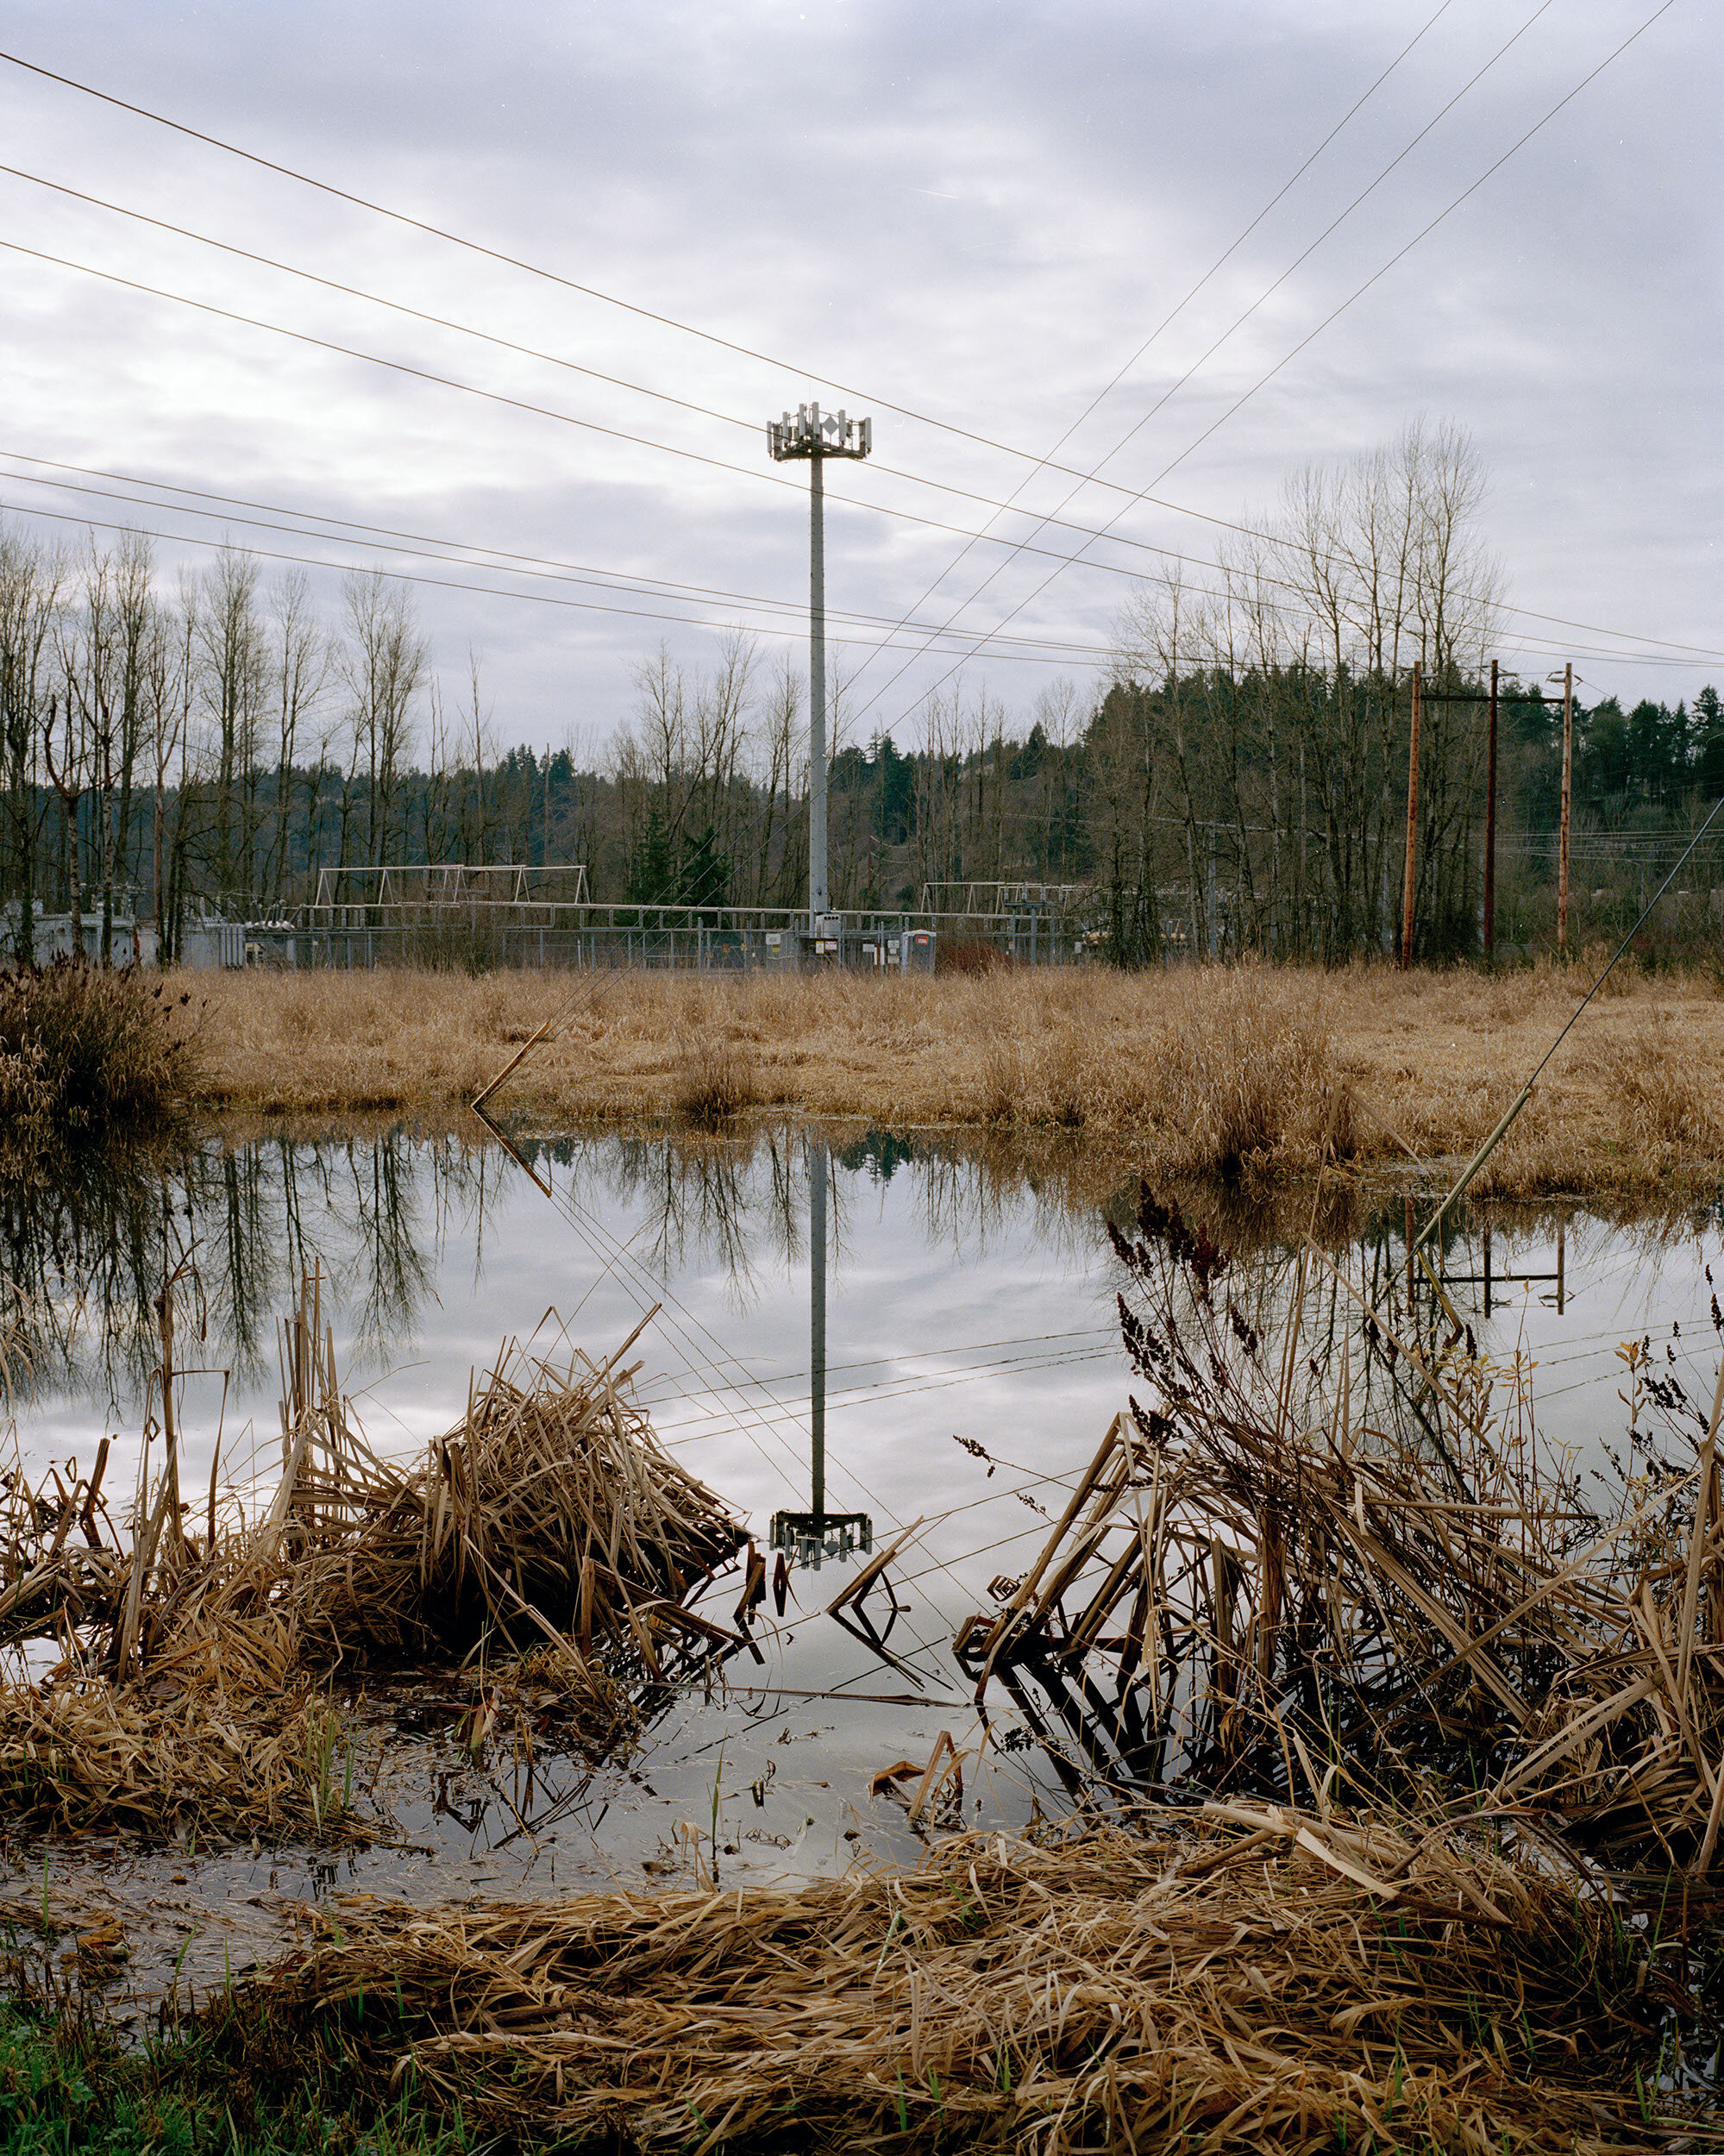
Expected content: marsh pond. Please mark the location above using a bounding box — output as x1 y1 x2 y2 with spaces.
3 1119 1721 2021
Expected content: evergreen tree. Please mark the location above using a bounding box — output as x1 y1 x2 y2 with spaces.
1696 686 1724 798
873 733 914 843
677 822 729 907
624 805 676 904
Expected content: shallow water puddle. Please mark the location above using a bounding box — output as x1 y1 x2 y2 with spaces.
3 1125 1720 2006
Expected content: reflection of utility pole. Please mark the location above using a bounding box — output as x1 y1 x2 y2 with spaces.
810 1135 826 1520
1484 659 1498 963
770 1134 870 1567
768 404 871 941
1438 1216 1569 1319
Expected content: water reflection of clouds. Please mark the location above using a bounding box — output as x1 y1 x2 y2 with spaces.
4 1132 1721 1635
6 1131 1722 1914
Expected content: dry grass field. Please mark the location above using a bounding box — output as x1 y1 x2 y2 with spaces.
185 956 1724 1194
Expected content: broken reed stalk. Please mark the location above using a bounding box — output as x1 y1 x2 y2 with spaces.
199 1808 1700 2153
961 1182 1724 1872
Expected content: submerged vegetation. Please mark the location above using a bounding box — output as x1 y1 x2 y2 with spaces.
0 961 198 1171
967 1181 1724 1867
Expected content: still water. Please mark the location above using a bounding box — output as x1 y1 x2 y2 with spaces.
3 1124 1721 2004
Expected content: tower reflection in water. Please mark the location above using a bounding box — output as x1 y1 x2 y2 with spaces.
768 1137 871 1570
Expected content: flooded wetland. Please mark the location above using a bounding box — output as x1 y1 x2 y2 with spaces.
6 1119 1723 2081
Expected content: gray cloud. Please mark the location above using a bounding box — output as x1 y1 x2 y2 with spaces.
0 0 1716 754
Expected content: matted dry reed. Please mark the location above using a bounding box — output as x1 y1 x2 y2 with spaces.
0 1677 358 1841
241 1280 745 1667
0 1273 743 1839
203 1806 1700 2153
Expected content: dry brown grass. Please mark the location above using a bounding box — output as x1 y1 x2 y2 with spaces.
184 959 1724 1193
205 1808 1695 2152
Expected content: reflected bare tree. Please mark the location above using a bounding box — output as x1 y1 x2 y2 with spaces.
0 1130 505 1413
9 1119 1714 1461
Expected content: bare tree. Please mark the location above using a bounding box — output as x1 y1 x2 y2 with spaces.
340 569 426 871
197 544 266 899
1 523 65 962
265 569 329 908
145 580 195 962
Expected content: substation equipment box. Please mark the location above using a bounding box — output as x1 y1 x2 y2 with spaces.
755 924 937 973
853 927 937 974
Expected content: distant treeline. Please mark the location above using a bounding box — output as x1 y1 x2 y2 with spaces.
3 420 1719 965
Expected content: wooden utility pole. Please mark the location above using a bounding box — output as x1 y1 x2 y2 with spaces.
1558 661 1573 953
1483 658 1498 962
1400 662 1421 971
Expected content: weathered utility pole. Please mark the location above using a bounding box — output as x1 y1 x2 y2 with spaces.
1558 661 1574 954
768 403 871 937
1484 658 1498 963
1400 661 1421 971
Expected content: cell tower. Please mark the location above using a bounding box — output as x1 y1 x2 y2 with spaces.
767 402 872 936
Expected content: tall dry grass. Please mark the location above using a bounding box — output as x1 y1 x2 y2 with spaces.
0 959 201 1165
182 959 1724 1193
671 1036 762 1125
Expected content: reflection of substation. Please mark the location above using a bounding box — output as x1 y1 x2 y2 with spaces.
769 1138 872 1569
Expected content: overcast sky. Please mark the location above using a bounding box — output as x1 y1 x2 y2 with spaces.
0 0 1717 758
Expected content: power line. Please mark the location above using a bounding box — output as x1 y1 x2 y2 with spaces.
643 1323 1116 1403
0 458 1124 663
0 468 1704 680
0 159 766 442
845 0 1544 724
837 0 1462 705
0 492 1127 670
0 211 1710 681
1 50 1715 668
0 235 1343 616
1143 0 1683 498
0 219 1485 637
0 235 843 506
0 443 1446 668
0 43 1071 471
9 467 1707 677
3 437 1712 680
863 0 1687 738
